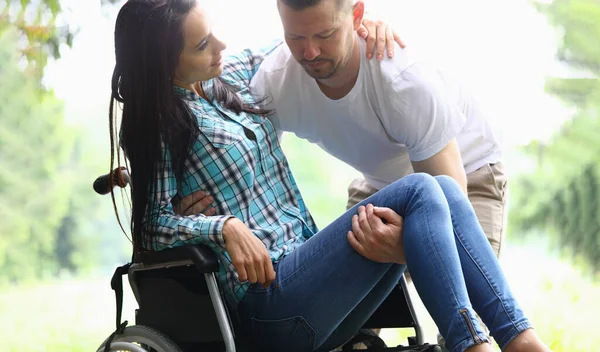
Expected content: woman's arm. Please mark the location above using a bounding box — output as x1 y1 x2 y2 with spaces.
219 40 284 92
148 155 276 287
359 15 406 60
144 147 234 252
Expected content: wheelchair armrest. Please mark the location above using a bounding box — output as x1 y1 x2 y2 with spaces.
137 245 220 273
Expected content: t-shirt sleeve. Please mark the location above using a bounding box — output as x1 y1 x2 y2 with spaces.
385 63 467 162
248 47 283 134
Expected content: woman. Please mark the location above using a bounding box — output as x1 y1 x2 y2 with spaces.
109 1 550 352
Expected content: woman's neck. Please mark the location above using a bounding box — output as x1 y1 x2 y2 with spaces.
174 80 208 100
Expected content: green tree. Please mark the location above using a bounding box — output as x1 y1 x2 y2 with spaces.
0 28 76 282
0 0 73 81
1 0 120 77
509 0 600 272
0 0 129 283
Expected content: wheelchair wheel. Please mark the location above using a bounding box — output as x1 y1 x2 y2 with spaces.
97 325 182 352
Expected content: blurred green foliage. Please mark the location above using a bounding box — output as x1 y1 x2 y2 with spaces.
0 0 71 80
0 28 75 283
509 0 600 273
0 1 128 284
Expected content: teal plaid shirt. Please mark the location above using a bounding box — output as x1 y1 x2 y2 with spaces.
143 42 318 305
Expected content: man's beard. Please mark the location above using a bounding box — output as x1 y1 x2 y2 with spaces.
300 44 354 80
301 58 339 79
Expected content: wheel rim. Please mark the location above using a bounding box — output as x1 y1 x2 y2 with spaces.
100 341 148 352
98 335 171 352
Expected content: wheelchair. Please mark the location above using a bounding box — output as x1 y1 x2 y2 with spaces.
94 168 442 352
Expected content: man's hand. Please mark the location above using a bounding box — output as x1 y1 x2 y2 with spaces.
347 204 406 264
173 190 216 216
359 16 406 61
223 218 276 288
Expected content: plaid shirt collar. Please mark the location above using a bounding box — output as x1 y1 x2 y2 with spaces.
173 80 216 102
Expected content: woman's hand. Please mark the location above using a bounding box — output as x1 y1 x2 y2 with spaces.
348 204 406 264
222 217 276 288
358 15 406 61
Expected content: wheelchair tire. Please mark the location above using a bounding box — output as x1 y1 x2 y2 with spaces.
97 325 182 352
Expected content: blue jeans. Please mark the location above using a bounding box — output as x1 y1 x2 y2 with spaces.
236 174 531 352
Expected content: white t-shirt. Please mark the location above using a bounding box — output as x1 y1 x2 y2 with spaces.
250 38 502 190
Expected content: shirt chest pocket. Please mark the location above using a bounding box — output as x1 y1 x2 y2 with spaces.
199 117 243 149
197 117 259 174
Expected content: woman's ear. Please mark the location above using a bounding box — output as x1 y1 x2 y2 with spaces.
352 1 365 30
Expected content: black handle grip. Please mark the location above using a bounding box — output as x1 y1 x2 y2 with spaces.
93 167 130 195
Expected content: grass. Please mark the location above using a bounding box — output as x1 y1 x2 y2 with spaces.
0 276 137 352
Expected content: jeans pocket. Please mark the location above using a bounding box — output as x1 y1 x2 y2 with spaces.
251 316 316 352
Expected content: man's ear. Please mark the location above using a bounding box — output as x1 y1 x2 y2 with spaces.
352 1 365 30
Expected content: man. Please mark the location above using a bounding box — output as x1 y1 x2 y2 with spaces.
249 0 507 258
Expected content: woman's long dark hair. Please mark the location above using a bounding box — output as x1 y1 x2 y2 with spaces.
109 0 268 256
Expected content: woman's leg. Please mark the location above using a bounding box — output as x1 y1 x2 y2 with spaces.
237 173 489 352
432 175 533 349
315 264 406 352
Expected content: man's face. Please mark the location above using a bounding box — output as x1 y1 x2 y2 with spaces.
278 0 355 80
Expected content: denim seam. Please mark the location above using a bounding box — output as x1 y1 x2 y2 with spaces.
417 185 462 311
495 320 532 349
453 227 521 335
412 182 476 350
448 188 520 332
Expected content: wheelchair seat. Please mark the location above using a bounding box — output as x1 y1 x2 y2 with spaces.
135 245 220 272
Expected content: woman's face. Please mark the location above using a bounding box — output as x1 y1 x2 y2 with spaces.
174 4 227 86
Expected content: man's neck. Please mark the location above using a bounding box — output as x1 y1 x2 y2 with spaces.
316 36 361 100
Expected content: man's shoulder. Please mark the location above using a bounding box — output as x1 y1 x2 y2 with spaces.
360 43 435 95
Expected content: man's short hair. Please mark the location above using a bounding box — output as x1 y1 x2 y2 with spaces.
277 0 353 12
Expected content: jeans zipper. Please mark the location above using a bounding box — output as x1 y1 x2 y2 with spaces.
460 309 483 344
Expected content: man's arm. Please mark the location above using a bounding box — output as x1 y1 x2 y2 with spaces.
383 64 468 192
412 139 467 194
